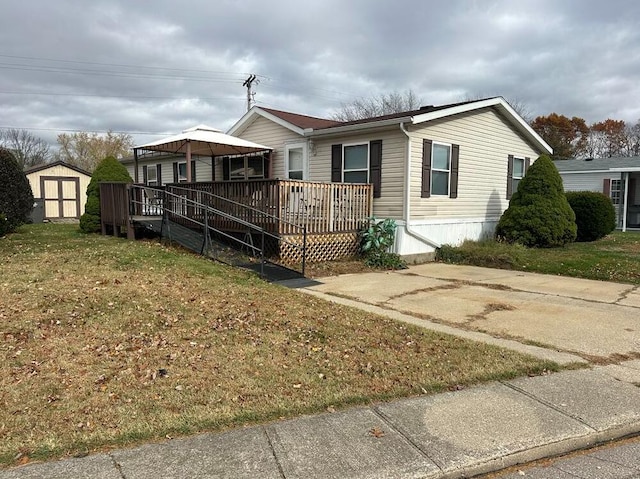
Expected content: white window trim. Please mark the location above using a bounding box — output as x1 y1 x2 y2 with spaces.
611 179 622 205
147 164 158 186
431 142 451 196
177 161 187 183
285 142 308 180
342 142 369 183
512 157 525 180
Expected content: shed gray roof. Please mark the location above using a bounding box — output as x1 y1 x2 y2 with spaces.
554 157 640 172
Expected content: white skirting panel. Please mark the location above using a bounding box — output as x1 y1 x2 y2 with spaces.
394 218 499 257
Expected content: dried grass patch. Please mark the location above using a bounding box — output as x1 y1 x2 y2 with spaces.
0 224 556 466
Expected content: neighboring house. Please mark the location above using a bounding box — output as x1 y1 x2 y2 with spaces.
25 161 92 222
555 157 640 231
228 97 551 260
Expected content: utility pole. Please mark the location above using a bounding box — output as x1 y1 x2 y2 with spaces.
243 74 258 111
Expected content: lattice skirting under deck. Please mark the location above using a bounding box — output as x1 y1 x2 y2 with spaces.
279 232 360 264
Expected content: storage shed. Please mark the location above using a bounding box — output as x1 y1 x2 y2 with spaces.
25 161 92 221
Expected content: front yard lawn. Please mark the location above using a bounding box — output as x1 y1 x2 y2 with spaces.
437 232 640 284
1 224 557 466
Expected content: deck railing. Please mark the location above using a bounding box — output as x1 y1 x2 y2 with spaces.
167 179 372 235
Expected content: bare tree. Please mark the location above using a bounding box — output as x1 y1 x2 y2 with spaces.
55 130 134 172
331 90 423 121
0 128 52 169
624 120 640 157
462 94 533 123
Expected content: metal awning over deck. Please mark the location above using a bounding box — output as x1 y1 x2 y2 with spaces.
133 125 272 182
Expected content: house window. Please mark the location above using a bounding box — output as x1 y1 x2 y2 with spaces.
611 179 622 205
431 143 451 196
286 143 307 180
331 140 382 198
147 165 158 186
343 144 369 183
224 155 269 181
512 157 525 194
178 162 187 182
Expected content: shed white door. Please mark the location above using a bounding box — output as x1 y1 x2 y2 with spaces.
41 176 81 219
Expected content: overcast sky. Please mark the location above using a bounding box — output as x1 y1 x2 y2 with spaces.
1 0 639 148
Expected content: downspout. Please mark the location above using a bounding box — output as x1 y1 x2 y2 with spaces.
622 172 629 232
399 122 441 249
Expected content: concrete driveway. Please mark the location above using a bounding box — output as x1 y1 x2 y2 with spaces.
303 264 640 363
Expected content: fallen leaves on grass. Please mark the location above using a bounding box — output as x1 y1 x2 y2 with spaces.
0 224 556 466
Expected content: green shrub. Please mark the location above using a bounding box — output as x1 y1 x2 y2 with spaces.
566 191 616 242
79 156 132 233
359 217 406 270
0 148 34 236
496 155 576 247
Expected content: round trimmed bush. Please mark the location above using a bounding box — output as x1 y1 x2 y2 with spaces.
496 154 576 247
0 148 34 236
565 191 616 242
79 156 132 233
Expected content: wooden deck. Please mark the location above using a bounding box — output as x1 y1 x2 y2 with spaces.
166 179 372 235
100 179 373 263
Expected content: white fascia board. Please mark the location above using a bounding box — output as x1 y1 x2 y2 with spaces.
226 107 306 137
610 167 640 172
412 97 553 155
309 117 412 137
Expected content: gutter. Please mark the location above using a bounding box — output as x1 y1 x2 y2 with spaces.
399 122 441 249
309 116 413 137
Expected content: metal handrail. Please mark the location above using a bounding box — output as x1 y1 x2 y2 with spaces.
130 184 307 276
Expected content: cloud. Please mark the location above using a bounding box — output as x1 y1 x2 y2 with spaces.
1 0 640 149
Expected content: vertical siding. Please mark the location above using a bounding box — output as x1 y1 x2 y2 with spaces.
409 108 542 220
311 128 406 219
234 116 304 178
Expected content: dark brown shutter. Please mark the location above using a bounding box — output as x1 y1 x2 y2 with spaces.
191 160 196 182
603 178 611 197
421 139 433 198
211 156 215 181
142 165 148 185
506 155 514 199
449 144 460 199
369 140 382 198
173 162 178 183
524 157 531 173
331 144 343 182
223 157 230 181
156 164 162 185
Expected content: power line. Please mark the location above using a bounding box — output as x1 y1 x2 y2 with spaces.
0 125 168 136
0 90 243 101
0 53 268 78
0 62 248 83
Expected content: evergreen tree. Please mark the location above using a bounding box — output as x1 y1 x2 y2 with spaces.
496 155 576 247
0 148 34 236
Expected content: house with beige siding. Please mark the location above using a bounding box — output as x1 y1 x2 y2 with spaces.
25 161 91 221
228 97 551 260
555 157 640 231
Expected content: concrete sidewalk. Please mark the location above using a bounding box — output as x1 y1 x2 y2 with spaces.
3 365 640 479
